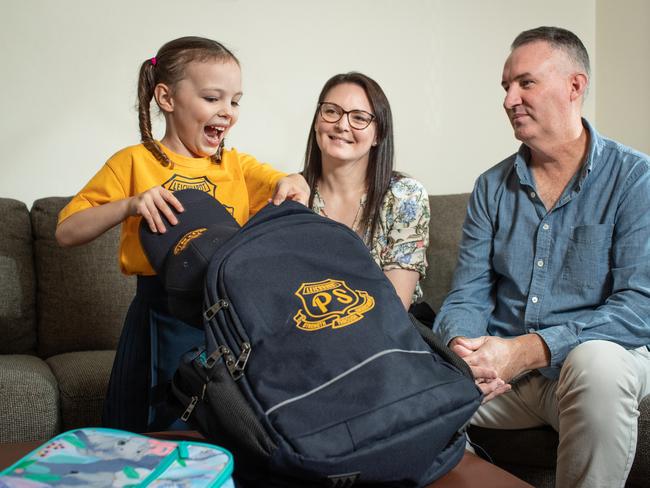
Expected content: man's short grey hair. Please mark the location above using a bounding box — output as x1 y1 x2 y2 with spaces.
512 26 591 78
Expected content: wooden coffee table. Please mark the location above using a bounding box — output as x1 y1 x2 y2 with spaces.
0 433 532 487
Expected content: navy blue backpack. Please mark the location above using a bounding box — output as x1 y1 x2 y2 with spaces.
143 192 482 487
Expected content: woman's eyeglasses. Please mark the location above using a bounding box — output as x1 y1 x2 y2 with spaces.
318 102 375 130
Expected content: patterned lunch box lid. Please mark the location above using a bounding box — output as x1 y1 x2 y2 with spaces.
0 427 234 487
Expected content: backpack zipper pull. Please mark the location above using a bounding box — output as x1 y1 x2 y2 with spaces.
180 396 198 422
231 342 252 380
204 299 229 321
205 345 230 368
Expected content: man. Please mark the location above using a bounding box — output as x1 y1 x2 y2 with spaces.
434 26 650 488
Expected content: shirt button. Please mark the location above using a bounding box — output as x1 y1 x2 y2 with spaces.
531 296 539 303
528 328 536 333
542 223 550 230
530 191 537 199
537 260 544 267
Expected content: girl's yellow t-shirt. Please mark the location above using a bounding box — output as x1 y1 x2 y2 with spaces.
59 143 285 275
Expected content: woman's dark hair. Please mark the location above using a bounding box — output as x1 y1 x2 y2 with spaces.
303 72 396 244
137 36 239 167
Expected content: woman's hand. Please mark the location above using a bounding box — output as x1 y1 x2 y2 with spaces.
271 174 310 206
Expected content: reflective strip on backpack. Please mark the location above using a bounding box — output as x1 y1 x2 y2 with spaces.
265 349 432 415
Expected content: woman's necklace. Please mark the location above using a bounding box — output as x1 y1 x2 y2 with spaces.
320 196 365 231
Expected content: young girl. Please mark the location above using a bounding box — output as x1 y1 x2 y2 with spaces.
55 36 308 432
302 72 430 309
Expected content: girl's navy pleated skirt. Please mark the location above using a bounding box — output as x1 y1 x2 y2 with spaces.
102 275 204 432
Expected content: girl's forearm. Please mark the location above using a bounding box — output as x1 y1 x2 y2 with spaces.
55 197 133 247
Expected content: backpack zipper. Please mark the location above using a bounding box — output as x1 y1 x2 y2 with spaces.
204 339 252 381
204 263 252 380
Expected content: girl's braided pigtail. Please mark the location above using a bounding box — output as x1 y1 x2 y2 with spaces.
137 57 173 167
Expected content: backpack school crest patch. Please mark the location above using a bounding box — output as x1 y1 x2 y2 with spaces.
293 278 375 331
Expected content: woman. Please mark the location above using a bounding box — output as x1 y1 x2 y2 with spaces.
303 72 429 310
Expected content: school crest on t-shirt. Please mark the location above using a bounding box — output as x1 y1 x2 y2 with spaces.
162 175 217 195
162 175 234 215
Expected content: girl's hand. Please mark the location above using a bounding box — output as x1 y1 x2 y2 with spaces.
271 174 310 206
129 186 184 233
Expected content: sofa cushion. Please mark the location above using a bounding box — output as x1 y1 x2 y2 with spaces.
421 193 470 312
0 198 37 354
468 424 557 469
46 350 115 431
31 197 136 358
628 395 650 487
0 355 59 442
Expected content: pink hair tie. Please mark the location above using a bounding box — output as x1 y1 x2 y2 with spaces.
150 57 157 66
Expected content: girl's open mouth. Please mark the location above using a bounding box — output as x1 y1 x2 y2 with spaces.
204 124 226 146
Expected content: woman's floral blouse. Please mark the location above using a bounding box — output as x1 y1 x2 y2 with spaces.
312 175 430 302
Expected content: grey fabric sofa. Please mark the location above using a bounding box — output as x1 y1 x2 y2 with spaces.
0 197 134 443
1 194 647 486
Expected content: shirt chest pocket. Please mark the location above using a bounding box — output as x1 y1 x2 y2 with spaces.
561 224 614 288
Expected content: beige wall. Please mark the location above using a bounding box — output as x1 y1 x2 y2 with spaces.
0 0 625 207
596 0 650 154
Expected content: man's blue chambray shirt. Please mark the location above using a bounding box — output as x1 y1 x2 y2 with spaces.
434 119 650 378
